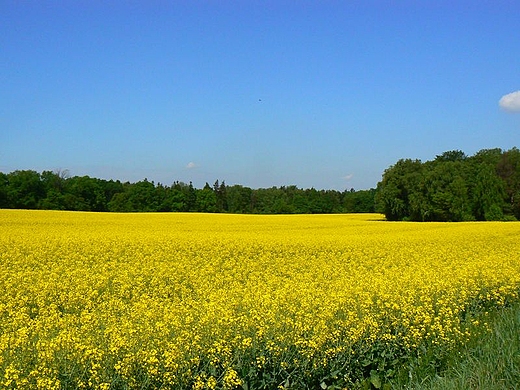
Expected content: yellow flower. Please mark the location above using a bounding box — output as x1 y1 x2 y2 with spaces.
1 210 519 387
223 368 242 389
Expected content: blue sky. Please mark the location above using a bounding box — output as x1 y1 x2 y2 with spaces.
2 1 519 190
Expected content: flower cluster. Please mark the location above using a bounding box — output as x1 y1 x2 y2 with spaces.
0 210 519 389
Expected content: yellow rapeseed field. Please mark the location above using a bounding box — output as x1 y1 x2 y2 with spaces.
1 210 519 389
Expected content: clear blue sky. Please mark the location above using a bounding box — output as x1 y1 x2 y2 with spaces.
2 1 519 190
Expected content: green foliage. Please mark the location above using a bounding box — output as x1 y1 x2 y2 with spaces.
377 148 518 221
227 185 253 213
197 183 218 213
0 170 375 214
5 170 45 209
389 302 520 390
0 172 10 208
376 159 423 221
497 147 520 219
7 146 517 218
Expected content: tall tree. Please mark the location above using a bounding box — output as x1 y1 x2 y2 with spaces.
497 147 520 218
377 148 516 221
214 180 228 212
63 176 107 211
6 170 45 209
376 159 423 220
227 185 252 213
186 182 197 212
472 164 506 221
197 183 217 212
126 179 159 212
0 172 8 208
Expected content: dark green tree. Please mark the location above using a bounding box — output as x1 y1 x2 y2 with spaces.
40 170 70 210
107 183 132 212
102 179 125 207
343 189 376 213
420 161 471 221
375 159 423 220
377 148 517 221
196 183 217 212
126 179 159 212
435 150 467 162
168 182 189 211
63 176 107 211
253 187 292 213
0 172 10 208
227 185 253 213
186 182 197 212
497 147 520 218
214 180 228 212
6 170 45 209
306 188 328 213
472 164 506 220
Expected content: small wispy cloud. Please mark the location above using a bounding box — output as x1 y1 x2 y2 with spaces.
499 91 520 112
186 162 198 169
343 173 354 181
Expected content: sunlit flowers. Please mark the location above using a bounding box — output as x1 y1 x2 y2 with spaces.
0 210 519 388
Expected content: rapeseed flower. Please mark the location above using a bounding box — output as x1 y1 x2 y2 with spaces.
0 210 519 388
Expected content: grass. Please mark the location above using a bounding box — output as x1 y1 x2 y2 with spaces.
390 302 520 390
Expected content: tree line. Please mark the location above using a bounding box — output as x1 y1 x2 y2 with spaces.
2 147 518 220
0 170 376 214
375 147 520 221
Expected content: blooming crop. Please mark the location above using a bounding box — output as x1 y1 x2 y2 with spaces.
0 210 519 389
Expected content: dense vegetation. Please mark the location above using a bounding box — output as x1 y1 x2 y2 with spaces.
390 301 520 389
2 211 519 389
2 147 519 220
376 147 520 221
0 170 375 214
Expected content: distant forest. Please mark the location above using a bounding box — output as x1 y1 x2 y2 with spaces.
376 147 520 221
0 170 375 214
1 147 519 220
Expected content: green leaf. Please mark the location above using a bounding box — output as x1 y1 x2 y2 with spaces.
330 369 341 378
370 372 382 389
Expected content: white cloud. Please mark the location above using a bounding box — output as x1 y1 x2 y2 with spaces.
186 162 198 169
342 173 354 181
499 90 520 112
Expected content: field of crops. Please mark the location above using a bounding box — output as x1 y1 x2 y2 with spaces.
1 210 519 389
